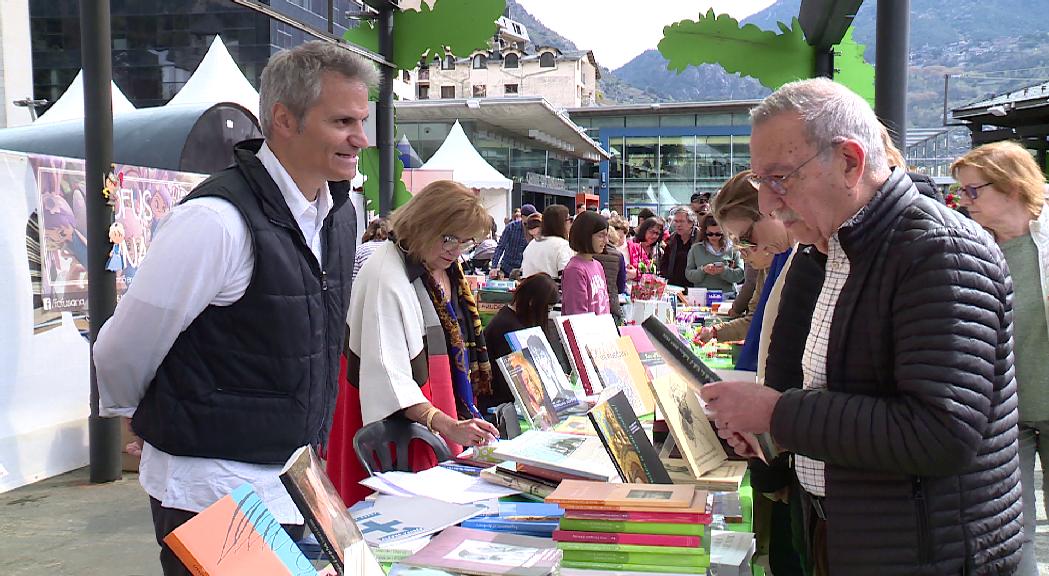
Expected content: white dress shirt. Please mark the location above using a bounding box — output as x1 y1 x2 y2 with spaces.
94 142 332 523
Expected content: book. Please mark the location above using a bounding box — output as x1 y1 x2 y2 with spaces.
278 445 384 576
545 479 694 509
641 316 778 463
558 486 709 517
460 502 564 537
619 325 663 369
558 517 706 536
163 484 317 576
348 495 483 546
514 462 595 483
401 526 561 576
479 466 556 500
495 352 558 429
587 390 671 484
494 462 560 489
584 338 654 416
551 414 595 436
664 459 748 492
506 327 582 415
562 507 712 524
708 530 757 576
492 430 619 482
387 564 458 575
556 313 619 395
372 536 433 564
552 529 702 548
560 560 707 574
562 549 710 568
555 541 707 556
648 366 727 478
456 444 506 468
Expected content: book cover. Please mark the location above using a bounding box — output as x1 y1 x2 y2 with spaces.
552 529 702 548
545 479 694 509
402 526 561 576
641 316 778 464
562 549 710 568
664 459 748 492
556 541 707 556
616 336 658 414
506 327 581 415
495 352 558 429
550 414 596 436
558 486 709 516
585 340 651 416
278 445 384 576
587 390 671 484
618 325 663 369
556 314 598 395
460 502 563 536
163 484 316 576
514 462 595 483
562 314 620 396
557 517 706 536
560 560 707 574
492 431 619 482
479 466 556 500
648 369 727 478
562 507 712 524
494 462 560 489
348 495 483 547
387 564 458 575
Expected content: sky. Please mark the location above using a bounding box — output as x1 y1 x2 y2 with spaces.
513 0 777 70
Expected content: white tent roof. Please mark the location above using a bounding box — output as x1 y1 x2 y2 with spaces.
36 70 136 124
657 183 679 205
419 120 512 192
167 36 259 119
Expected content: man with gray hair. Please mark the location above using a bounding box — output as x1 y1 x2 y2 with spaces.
700 77 1022 575
94 41 377 574
659 205 699 288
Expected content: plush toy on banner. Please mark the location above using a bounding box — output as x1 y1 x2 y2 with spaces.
102 168 123 207
105 221 126 273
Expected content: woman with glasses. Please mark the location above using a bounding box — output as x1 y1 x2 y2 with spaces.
952 141 1048 576
626 216 665 280
685 214 745 293
326 180 500 504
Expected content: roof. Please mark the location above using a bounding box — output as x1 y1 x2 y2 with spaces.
166 36 260 119
799 0 865 49
35 70 136 124
395 97 610 161
419 120 512 191
952 80 1049 126
904 128 949 149
566 100 761 117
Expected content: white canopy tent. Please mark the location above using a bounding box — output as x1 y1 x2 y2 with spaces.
419 120 512 226
166 36 260 119
35 70 136 124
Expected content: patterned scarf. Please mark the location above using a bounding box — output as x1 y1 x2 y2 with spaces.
421 261 493 419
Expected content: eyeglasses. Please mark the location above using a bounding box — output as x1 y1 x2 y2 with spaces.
747 144 834 196
955 182 993 200
441 234 476 253
705 231 723 238
734 223 758 250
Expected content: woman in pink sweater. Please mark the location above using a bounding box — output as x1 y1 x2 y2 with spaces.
561 211 610 315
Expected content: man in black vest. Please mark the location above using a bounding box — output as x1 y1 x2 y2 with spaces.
94 41 376 575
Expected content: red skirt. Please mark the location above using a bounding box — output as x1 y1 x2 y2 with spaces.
325 354 461 506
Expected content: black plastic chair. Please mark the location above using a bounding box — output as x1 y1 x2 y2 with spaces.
353 417 452 476
494 402 523 440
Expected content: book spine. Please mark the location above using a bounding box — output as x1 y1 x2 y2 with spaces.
556 541 707 556
515 463 591 483
562 549 710 568
562 320 595 395
279 477 344 573
562 509 712 524
561 560 708 574
587 410 628 483
558 517 704 536
480 469 554 499
552 529 701 548
163 535 210 576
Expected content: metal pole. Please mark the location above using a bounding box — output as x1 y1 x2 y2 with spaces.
377 6 395 216
942 74 950 126
82 0 122 483
875 0 910 151
814 48 834 79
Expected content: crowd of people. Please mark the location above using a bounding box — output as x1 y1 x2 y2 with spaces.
92 40 1047 576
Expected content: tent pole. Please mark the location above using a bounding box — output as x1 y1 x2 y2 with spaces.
377 6 396 216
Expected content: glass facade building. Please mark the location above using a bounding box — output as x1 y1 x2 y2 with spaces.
30 0 362 109
567 102 758 218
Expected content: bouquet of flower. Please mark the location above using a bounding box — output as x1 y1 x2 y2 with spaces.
630 260 667 301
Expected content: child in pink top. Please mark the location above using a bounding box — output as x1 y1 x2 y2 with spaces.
561 211 610 315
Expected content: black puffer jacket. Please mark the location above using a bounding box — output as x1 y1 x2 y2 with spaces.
770 169 1022 575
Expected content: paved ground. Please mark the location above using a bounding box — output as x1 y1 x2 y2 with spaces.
1 466 1048 575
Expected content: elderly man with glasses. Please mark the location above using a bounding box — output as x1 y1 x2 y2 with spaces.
699 78 1022 576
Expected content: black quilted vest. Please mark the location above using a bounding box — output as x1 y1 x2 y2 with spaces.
131 139 356 465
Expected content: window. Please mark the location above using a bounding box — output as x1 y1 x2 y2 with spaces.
539 52 555 68
472 85 486 97
418 84 429 99
418 68 429 81
472 54 487 69
441 85 455 99
441 55 455 70
402 70 410 82
504 83 519 95
504 53 519 69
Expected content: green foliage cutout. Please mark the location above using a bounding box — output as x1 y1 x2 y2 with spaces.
344 0 506 71
357 147 412 211
658 9 874 105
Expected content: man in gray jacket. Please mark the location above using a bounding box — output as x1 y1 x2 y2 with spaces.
701 78 1022 575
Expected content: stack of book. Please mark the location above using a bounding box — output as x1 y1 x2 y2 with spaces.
481 430 620 500
546 480 712 574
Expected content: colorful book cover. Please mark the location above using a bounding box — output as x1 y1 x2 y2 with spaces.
479 466 555 501
616 335 658 413
560 314 620 395
556 541 707 556
562 549 710 568
562 507 712 524
163 483 316 576
552 529 702 548
491 430 619 482
494 462 560 489
585 339 652 416
402 526 561 576
558 517 706 536
587 390 671 484
551 414 596 436
560 560 707 574
506 327 581 415
618 325 662 369
348 495 483 547
495 352 558 429
278 445 384 576
664 459 748 492
557 486 709 514
545 478 694 509
460 502 564 536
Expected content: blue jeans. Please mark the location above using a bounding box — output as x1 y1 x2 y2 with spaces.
1017 422 1049 575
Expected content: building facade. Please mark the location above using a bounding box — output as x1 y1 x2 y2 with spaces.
0 0 33 127
567 101 759 218
29 0 364 110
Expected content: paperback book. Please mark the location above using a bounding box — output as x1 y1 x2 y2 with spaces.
492 430 619 482
495 352 559 429
506 327 582 415
460 501 564 537
648 367 727 478
555 313 619 395
584 337 656 416
560 560 707 574
347 495 483 547
557 517 706 536
552 529 702 548
401 526 561 576
561 549 710 568
555 541 707 556
587 390 671 484
545 479 694 509
479 466 556 500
